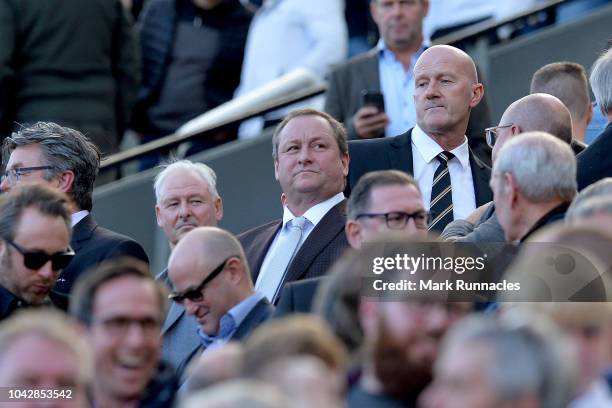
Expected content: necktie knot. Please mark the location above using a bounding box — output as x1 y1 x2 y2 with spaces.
437 151 454 165
290 216 306 231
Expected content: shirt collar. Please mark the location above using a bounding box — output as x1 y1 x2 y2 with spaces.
197 291 264 347
0 285 26 318
376 39 427 69
71 210 89 227
412 124 470 170
281 192 345 229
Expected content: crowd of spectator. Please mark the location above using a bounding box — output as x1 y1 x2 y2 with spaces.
1 1 612 407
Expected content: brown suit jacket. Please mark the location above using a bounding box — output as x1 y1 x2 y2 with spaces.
238 200 349 286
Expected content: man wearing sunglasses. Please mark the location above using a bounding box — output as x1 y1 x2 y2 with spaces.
0 184 73 320
168 226 273 381
1 122 148 310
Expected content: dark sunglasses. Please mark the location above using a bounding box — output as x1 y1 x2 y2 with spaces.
168 256 236 304
5 239 75 271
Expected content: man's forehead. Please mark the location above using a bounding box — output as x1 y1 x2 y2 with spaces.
5 144 44 167
279 116 334 142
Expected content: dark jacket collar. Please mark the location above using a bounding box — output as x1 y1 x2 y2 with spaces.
521 201 570 242
0 285 24 320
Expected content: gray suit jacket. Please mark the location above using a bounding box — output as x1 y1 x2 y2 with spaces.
324 48 492 165
158 269 274 379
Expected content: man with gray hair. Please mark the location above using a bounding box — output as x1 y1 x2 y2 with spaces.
577 48 612 190
490 132 577 242
421 314 576 408
443 93 576 242
153 159 224 376
1 122 148 309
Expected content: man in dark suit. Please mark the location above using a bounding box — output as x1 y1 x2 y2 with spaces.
324 0 491 164
239 108 350 304
348 45 492 232
168 226 274 381
1 122 148 309
577 48 612 190
152 159 224 377
274 169 429 317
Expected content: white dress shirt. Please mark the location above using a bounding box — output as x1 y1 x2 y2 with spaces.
255 192 345 293
411 124 476 220
70 210 89 227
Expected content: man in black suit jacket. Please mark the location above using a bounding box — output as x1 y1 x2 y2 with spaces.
168 227 274 381
324 0 491 164
577 48 612 190
239 109 350 303
347 45 492 232
1 122 148 309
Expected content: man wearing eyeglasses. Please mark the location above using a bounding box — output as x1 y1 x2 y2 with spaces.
1 122 148 310
0 184 73 320
167 226 273 381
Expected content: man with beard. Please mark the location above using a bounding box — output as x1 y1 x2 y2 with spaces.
352 298 472 407
0 184 73 320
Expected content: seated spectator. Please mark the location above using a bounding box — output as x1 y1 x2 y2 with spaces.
70 258 177 408
235 0 347 138
168 226 274 380
491 132 576 242
132 0 252 168
577 48 612 190
421 313 577 408
443 93 577 243
530 62 593 146
0 185 72 320
0 310 92 407
1 122 148 310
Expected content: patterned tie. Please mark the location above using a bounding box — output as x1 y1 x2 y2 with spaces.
428 151 455 232
255 216 306 303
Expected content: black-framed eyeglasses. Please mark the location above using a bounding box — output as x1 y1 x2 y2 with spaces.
485 124 513 148
4 239 75 271
168 256 236 304
1 166 54 185
355 211 430 229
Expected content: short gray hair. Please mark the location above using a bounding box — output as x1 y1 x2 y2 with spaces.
493 132 577 203
2 122 101 211
153 159 220 204
566 177 612 219
439 314 575 408
566 196 612 221
590 48 612 114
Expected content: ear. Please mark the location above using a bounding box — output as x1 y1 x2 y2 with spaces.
359 298 379 337
214 198 224 221
341 151 350 177
345 220 363 249
510 124 521 136
469 83 484 109
274 159 280 182
56 170 75 195
226 257 245 285
422 0 430 17
155 205 163 228
370 1 380 24
505 173 521 210
586 101 593 126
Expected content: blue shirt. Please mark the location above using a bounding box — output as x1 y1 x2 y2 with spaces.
197 291 265 350
377 40 426 137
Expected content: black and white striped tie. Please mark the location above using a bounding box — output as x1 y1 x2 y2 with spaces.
428 151 455 232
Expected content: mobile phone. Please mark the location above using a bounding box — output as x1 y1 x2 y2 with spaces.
361 90 385 112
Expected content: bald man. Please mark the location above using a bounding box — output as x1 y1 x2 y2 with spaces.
167 227 274 380
347 45 492 232
443 93 577 242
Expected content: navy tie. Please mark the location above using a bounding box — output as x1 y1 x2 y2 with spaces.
428 151 455 232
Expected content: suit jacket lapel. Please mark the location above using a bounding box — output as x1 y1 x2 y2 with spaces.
358 49 381 93
162 301 185 334
249 222 282 282
284 201 347 283
231 298 273 341
389 129 414 174
468 147 493 206
70 215 97 252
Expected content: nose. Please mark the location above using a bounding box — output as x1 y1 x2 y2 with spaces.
297 145 312 164
124 323 147 346
183 299 199 316
38 261 56 280
0 176 11 192
425 81 441 99
178 200 191 218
